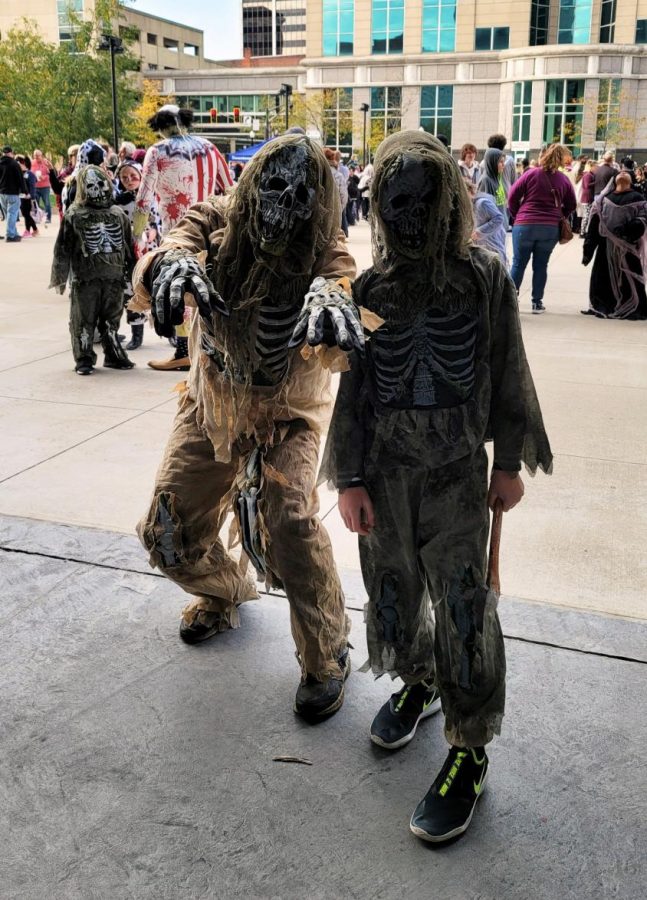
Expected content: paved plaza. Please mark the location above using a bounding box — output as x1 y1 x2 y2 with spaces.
1 218 646 898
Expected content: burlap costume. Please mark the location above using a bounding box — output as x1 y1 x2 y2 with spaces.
321 132 553 745
131 136 356 680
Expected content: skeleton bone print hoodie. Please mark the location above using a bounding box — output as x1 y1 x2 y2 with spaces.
50 164 134 289
321 131 552 488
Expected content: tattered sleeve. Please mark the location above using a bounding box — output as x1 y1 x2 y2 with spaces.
488 262 553 475
49 213 73 289
319 349 368 489
135 145 159 218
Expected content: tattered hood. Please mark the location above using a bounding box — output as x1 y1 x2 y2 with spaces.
218 133 340 280
370 131 473 287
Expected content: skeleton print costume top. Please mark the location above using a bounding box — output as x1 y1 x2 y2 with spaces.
131 135 355 462
51 165 133 288
321 131 553 489
135 133 232 233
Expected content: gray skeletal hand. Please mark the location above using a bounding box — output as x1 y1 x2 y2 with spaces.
289 276 364 353
152 253 228 324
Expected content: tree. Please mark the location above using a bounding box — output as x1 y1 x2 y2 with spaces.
0 2 141 158
126 79 176 146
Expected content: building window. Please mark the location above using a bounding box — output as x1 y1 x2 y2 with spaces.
529 0 550 45
184 43 199 56
474 26 509 50
599 0 616 42
596 78 621 141
421 0 456 53
242 1 306 57
147 32 157 45
323 0 354 55
558 0 592 44
163 38 179 51
512 81 533 142
543 79 585 153
420 85 453 145
372 0 404 54
322 88 353 154
636 19 647 42
370 86 402 140
57 0 84 43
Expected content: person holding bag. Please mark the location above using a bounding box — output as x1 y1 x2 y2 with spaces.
507 143 576 314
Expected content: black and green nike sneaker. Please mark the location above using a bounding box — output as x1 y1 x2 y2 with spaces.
410 746 488 843
370 680 441 750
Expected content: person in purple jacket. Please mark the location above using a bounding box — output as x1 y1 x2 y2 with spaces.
507 143 576 314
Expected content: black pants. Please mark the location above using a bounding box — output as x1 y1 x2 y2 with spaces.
20 199 37 232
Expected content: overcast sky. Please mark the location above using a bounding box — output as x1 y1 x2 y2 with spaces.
127 0 243 60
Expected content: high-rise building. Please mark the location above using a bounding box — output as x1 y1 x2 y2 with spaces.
150 0 647 157
242 0 306 57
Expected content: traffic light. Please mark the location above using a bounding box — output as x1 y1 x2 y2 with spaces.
232 106 240 123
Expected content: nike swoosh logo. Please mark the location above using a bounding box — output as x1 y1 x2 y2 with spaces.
473 771 486 795
423 694 437 711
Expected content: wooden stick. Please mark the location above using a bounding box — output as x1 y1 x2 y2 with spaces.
487 498 504 594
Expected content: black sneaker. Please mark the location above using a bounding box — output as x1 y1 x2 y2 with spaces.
532 301 546 314
370 680 441 750
75 365 93 376
294 647 350 720
410 746 488 843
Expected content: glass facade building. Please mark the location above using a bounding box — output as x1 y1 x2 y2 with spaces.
242 0 306 56
421 0 456 53
557 0 592 44
322 0 354 55
420 85 453 143
512 81 533 143
543 79 585 152
371 0 404 53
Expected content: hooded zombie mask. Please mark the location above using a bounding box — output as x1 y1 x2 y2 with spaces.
257 143 316 256
77 165 113 208
371 131 473 287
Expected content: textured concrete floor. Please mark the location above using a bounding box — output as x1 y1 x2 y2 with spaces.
1 516 646 900
2 210 647 897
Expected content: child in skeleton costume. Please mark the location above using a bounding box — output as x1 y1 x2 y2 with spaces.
322 132 552 841
131 135 364 718
133 105 233 372
114 158 162 350
50 165 135 376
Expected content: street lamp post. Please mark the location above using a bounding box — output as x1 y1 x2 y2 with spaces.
281 83 293 132
360 103 370 166
97 35 125 150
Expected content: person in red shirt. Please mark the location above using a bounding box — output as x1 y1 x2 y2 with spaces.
32 149 53 224
579 161 598 237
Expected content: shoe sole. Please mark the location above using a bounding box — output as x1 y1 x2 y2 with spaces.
293 656 351 719
532 308 546 314
179 623 224 644
370 697 442 750
409 769 488 843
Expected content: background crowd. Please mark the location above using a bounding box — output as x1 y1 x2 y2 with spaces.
1 119 646 379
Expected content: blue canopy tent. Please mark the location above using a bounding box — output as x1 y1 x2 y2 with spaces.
229 140 271 163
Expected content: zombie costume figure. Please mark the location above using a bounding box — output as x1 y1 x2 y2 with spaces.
61 140 108 212
133 105 232 371
322 132 552 842
131 134 363 719
50 165 135 376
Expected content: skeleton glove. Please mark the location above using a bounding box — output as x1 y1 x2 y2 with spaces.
151 251 228 337
289 276 365 353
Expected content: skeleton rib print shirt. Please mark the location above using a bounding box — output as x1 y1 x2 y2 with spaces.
321 247 553 488
50 201 133 287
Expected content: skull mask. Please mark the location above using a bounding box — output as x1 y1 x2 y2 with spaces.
378 153 436 259
80 165 113 208
257 144 315 255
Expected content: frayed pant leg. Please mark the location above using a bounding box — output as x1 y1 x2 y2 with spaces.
358 467 435 683
69 280 99 368
261 421 349 681
137 395 259 627
418 448 506 748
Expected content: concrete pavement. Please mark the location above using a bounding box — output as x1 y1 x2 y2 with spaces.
1 213 647 898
